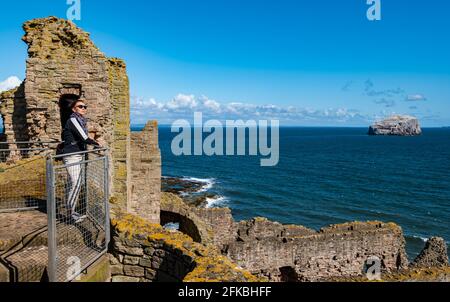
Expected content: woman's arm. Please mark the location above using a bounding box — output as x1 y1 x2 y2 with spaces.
68 118 100 146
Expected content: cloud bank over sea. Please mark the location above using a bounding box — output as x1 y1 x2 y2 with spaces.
131 93 371 126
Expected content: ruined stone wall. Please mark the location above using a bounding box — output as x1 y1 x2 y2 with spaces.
192 207 237 248
1 17 166 224
22 17 112 145
173 202 412 281
107 58 131 206
0 17 132 207
130 121 161 224
0 83 29 145
109 211 264 282
223 218 409 281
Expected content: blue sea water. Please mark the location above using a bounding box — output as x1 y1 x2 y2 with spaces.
133 126 450 259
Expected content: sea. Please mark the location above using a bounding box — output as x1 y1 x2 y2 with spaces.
132 125 450 259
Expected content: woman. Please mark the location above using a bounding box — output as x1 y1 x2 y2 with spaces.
61 99 101 223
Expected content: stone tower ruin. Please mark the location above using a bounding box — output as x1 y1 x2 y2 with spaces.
0 16 160 223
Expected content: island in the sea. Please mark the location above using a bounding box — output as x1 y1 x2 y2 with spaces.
1 16 448 283
368 115 422 136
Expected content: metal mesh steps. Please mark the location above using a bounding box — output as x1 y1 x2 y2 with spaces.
0 210 103 282
2 245 49 282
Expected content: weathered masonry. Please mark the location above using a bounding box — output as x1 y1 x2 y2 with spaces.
0 17 160 223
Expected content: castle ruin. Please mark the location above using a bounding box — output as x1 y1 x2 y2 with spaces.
0 17 160 224
0 17 448 282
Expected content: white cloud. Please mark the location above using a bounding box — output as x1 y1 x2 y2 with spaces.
130 93 371 126
406 94 427 102
0 76 21 93
364 79 404 98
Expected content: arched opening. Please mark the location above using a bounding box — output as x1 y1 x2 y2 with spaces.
160 210 202 243
59 94 79 130
279 266 299 282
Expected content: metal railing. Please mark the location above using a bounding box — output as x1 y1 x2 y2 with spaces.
0 141 57 212
46 148 110 282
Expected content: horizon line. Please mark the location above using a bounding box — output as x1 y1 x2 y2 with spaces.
130 124 449 129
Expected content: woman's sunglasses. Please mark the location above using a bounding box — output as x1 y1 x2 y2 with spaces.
76 105 88 109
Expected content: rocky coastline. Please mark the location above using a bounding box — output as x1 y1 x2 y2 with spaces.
162 176 449 282
162 176 221 207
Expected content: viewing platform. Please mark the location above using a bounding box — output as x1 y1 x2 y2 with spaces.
0 142 110 282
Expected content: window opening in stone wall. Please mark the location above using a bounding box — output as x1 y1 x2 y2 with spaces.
59 94 80 130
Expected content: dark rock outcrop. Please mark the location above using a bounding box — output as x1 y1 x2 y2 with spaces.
368 115 422 136
412 237 449 268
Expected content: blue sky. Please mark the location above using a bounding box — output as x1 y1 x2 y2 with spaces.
1 0 449 126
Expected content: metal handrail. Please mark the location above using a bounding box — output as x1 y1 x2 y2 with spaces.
0 141 60 144
50 147 108 160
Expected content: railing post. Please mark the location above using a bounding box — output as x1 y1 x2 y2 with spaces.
46 156 57 282
104 153 110 246
84 152 89 218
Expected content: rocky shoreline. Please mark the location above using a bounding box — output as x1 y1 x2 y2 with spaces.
162 176 222 208
160 191 449 282
161 176 450 281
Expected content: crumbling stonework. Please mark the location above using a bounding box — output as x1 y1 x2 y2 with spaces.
171 201 413 282
130 121 161 224
0 17 161 219
224 219 409 281
108 58 131 207
161 192 213 245
412 237 449 268
0 83 29 149
109 210 264 282
193 207 236 248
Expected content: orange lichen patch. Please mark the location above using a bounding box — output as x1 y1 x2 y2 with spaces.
111 211 266 282
381 266 450 282
185 255 265 282
112 212 163 237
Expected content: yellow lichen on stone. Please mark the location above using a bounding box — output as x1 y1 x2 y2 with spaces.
328 266 450 282
160 192 214 246
111 210 265 282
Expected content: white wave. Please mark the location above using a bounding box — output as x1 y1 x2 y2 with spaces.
181 176 215 193
205 195 228 208
410 235 428 242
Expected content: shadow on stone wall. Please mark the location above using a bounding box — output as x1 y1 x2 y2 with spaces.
109 210 265 282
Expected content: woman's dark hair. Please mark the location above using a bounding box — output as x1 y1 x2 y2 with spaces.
69 99 86 110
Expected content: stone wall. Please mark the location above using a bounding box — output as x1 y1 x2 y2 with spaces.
161 192 213 245
109 210 265 282
0 83 29 155
20 17 130 200
172 202 412 282
22 17 113 145
222 218 408 281
192 207 237 249
130 121 161 224
1 15 166 226
107 58 131 206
